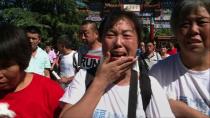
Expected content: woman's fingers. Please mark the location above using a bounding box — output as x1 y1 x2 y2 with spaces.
95 55 137 85
103 52 111 64
108 56 136 69
118 57 137 70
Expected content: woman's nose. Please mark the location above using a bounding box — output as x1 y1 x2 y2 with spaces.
115 35 123 47
190 23 199 34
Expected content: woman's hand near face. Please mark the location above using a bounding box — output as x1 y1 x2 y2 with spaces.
94 52 136 87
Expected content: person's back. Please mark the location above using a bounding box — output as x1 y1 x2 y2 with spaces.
167 42 177 55
56 34 77 88
149 0 210 117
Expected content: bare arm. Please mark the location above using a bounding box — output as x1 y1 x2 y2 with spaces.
60 78 107 118
169 99 209 118
51 55 60 71
59 103 73 118
44 69 50 78
58 76 74 84
60 53 136 118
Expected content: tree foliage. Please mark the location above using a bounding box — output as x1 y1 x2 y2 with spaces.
1 8 38 26
155 28 173 36
0 0 86 49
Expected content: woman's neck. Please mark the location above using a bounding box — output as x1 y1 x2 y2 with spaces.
0 72 27 98
114 69 131 86
15 72 33 92
64 49 73 55
180 52 210 71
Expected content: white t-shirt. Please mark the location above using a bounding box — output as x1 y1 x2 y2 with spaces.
60 62 175 118
59 51 76 78
149 53 210 116
144 52 162 70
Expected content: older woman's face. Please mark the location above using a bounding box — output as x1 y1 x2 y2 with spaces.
102 19 138 61
0 61 22 90
176 6 210 55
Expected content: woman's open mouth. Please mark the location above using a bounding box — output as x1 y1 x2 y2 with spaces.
110 51 126 61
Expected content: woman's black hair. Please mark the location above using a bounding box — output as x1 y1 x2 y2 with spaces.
170 0 210 33
99 10 143 43
0 24 32 70
57 34 74 49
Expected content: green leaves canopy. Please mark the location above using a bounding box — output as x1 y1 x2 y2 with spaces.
0 0 86 48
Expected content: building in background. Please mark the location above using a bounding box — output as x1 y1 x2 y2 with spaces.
77 0 176 43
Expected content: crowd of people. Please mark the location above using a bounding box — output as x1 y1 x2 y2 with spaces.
0 0 209 118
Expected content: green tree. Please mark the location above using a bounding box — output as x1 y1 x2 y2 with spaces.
0 0 86 48
0 8 38 26
28 0 86 44
155 28 173 36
